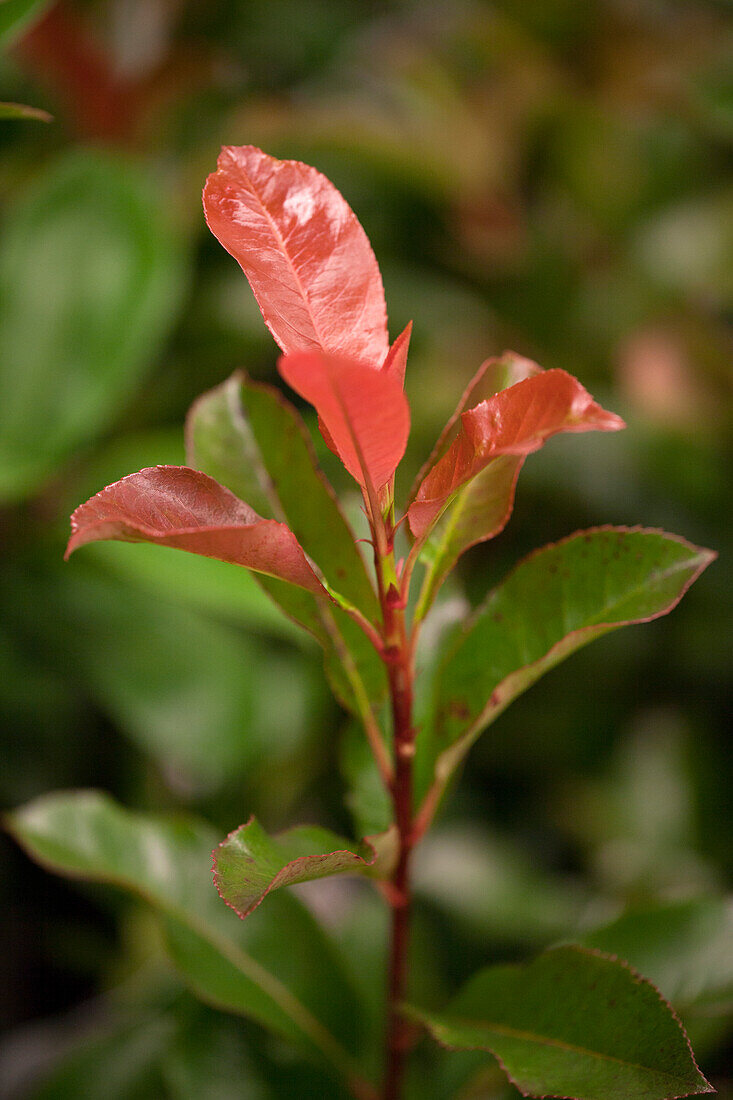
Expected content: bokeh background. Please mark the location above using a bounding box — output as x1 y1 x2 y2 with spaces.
0 1 731 1096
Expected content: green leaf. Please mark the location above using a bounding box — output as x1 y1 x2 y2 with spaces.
407 945 712 1100
413 825 588 947
0 100 52 121
214 818 398 918
0 150 186 501
5 791 373 1089
47 564 307 793
412 352 540 620
577 899 733 1017
0 0 51 48
186 373 387 718
186 372 378 615
423 528 715 811
415 454 523 620
340 719 393 837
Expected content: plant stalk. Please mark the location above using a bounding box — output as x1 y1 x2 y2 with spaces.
375 527 416 1100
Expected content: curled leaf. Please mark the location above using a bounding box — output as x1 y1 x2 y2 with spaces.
66 465 328 596
214 818 398 920
278 351 410 492
409 369 625 538
5 790 370 1078
203 145 388 364
412 353 542 619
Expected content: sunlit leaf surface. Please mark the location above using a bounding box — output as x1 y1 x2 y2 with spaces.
203 145 388 364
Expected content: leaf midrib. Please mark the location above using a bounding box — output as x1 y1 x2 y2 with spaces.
240 158 328 351
7 817 360 1082
441 1014 696 1086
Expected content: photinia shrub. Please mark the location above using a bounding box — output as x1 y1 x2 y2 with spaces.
8 146 717 1100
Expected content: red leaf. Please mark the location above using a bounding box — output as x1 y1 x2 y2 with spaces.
203 145 389 365
66 466 328 595
381 321 412 387
278 351 410 492
409 370 625 537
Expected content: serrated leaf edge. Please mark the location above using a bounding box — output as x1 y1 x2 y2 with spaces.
3 791 374 1089
212 818 399 921
437 524 715 756
418 526 716 845
407 944 714 1100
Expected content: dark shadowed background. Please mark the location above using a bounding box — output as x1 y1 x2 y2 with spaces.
0 1 731 1097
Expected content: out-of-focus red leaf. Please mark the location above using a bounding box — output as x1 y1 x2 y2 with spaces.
203 145 389 365
381 321 412 387
278 351 410 492
409 370 625 538
15 6 141 142
66 466 328 596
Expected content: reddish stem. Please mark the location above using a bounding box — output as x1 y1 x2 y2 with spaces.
374 528 417 1100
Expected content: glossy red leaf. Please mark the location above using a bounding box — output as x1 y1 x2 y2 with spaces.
66 466 328 596
203 145 389 364
381 320 412 387
412 352 542 492
278 351 410 492
409 369 625 537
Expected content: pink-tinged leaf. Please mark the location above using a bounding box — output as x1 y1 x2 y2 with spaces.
66 466 328 596
409 369 625 538
381 321 412 387
214 818 398 920
278 351 410 491
408 352 542 505
203 145 389 364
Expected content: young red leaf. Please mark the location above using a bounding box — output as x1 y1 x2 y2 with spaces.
203 145 389 364
381 321 412 387
66 466 328 596
409 351 542 500
278 351 410 492
409 369 625 537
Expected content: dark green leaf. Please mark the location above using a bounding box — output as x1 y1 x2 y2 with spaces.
5 791 372 1087
0 150 186 501
0 0 51 48
340 720 393 837
415 454 523 620
424 528 715 812
577 899 733 1016
186 374 387 717
414 825 588 946
186 372 378 615
48 565 303 792
407 945 712 1100
214 818 397 918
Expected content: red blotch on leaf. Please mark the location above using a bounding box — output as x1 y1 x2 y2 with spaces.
66 465 328 595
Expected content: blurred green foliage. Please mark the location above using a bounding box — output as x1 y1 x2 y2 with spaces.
0 0 730 1096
